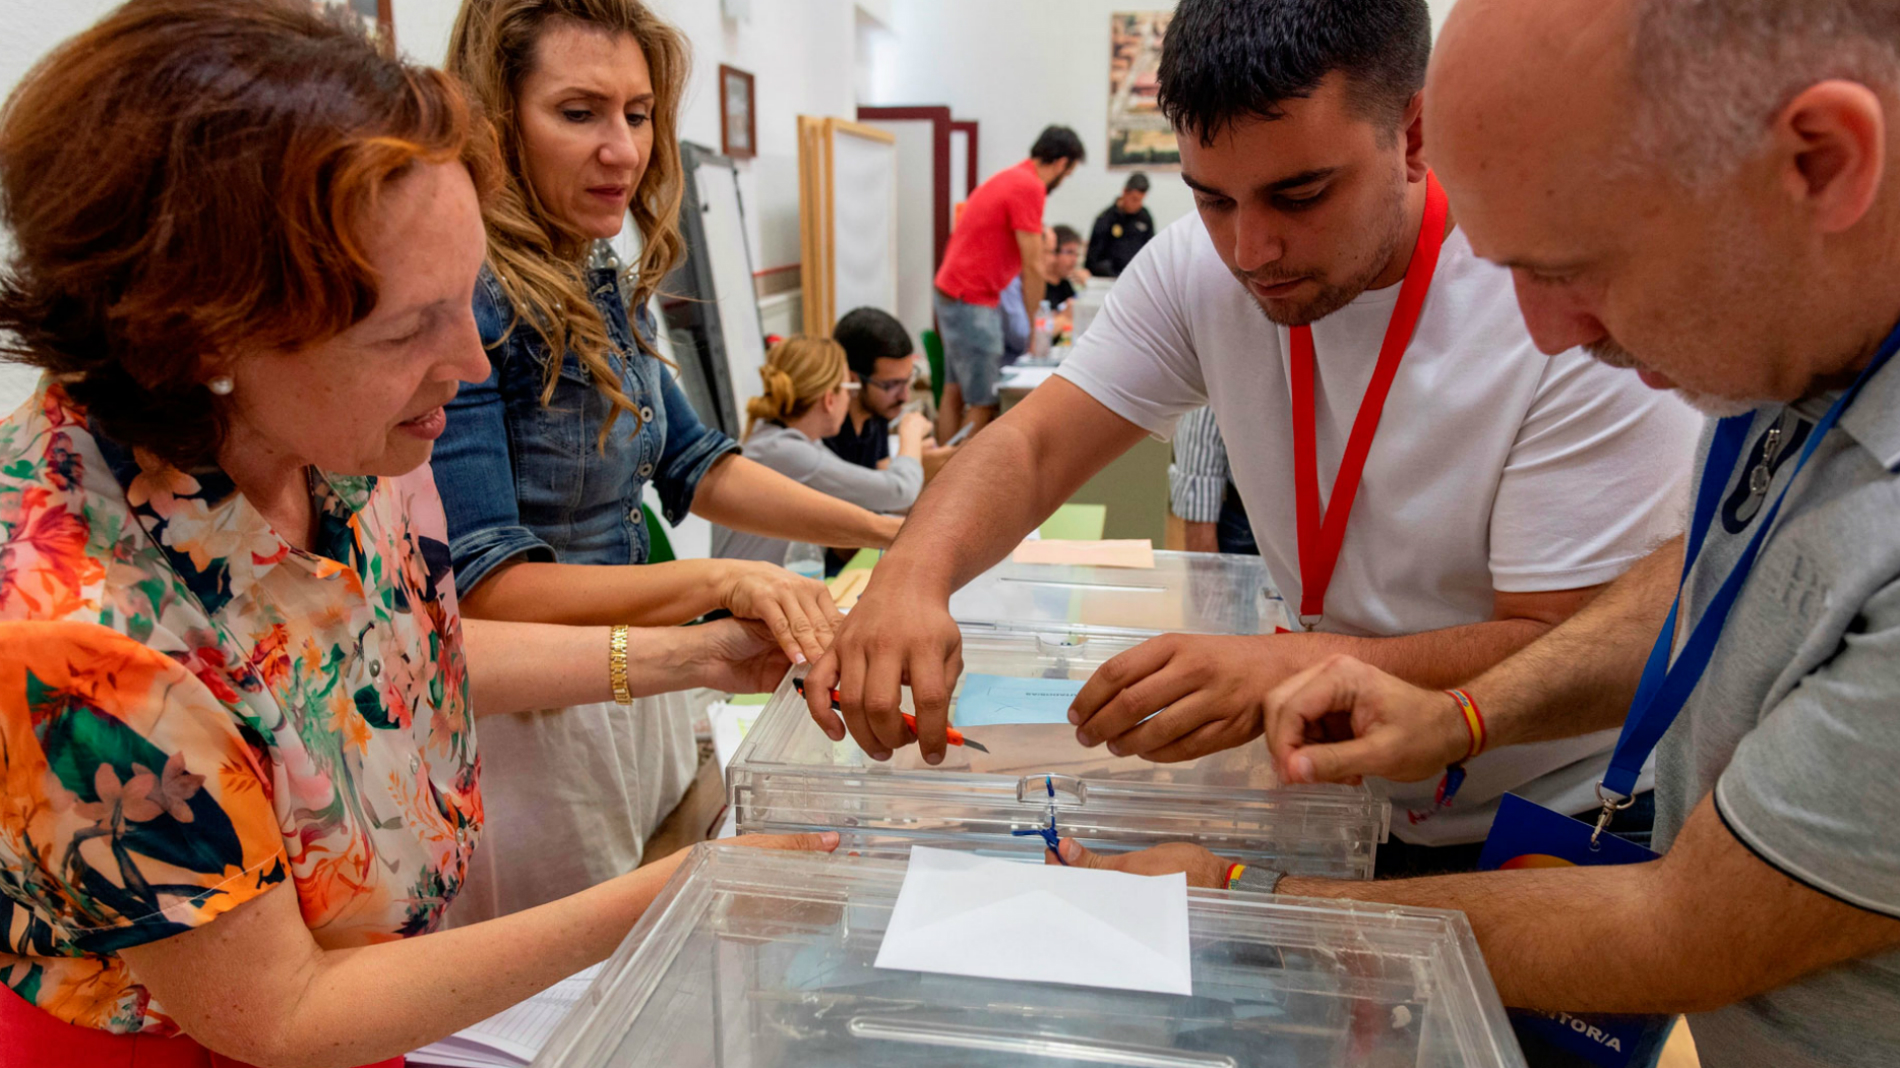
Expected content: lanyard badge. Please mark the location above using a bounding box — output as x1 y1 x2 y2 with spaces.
1471 317 1900 1068
1290 172 1451 630
1588 316 1900 842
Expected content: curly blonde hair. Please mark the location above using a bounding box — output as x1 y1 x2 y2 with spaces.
447 0 689 446
744 336 847 440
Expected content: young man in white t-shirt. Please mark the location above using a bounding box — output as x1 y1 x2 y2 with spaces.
805 0 1702 871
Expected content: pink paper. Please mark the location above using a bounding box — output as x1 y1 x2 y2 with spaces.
1011 539 1156 569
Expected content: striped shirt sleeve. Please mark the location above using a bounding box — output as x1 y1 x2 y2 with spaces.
1169 407 1230 523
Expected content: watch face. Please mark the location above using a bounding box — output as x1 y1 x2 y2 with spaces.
1112 224 1124 238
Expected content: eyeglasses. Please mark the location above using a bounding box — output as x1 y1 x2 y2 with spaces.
863 376 912 393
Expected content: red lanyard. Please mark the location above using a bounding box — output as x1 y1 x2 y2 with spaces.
1289 172 1450 629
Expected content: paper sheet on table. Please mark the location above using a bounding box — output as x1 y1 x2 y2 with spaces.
1012 538 1155 569
709 701 761 770
874 846 1192 996
955 673 1085 727
826 568 872 611
408 963 601 1067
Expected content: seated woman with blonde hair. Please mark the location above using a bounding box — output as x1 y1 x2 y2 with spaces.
712 336 929 565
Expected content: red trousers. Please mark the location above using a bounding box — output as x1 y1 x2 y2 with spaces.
2 985 405 1068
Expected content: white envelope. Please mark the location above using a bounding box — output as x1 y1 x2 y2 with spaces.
873 846 1193 996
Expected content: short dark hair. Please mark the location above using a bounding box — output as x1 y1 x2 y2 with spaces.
1158 0 1431 146
1029 125 1086 165
833 307 913 379
1123 172 1150 194
1052 224 1083 250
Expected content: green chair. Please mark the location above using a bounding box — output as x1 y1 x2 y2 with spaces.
1039 502 1108 541
643 503 676 563
922 329 946 409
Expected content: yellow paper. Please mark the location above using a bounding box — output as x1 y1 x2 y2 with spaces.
1011 539 1156 569
826 568 873 610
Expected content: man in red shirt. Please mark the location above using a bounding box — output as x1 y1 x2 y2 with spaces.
934 125 1086 439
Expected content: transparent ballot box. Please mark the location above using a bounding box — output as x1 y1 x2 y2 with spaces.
533 846 1526 1068
728 629 1389 880
950 550 1292 640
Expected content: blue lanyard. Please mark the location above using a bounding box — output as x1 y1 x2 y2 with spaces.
1600 324 1900 804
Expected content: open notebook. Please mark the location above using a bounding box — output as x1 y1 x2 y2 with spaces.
407 964 600 1068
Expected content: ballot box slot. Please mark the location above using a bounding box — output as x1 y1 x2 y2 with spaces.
996 577 1170 594
845 1017 1240 1067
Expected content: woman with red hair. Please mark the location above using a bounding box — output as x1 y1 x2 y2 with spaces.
0 3 830 1065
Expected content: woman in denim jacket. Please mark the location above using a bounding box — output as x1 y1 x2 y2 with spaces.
433 0 899 922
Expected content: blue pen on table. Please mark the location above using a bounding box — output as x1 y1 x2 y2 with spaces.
1011 774 1068 865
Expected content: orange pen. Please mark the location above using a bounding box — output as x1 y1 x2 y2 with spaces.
792 678 990 753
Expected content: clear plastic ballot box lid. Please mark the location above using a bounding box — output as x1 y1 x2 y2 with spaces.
532 846 1526 1068
728 629 1389 880
949 550 1292 640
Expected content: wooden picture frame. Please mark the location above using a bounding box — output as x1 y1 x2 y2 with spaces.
798 117 898 334
856 106 952 267
1107 10 1179 169
314 1 395 49
720 64 757 160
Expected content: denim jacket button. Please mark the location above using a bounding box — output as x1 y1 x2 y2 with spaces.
628 506 641 523
639 406 655 423
637 462 654 479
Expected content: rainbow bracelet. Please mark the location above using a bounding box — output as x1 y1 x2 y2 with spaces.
1445 688 1487 760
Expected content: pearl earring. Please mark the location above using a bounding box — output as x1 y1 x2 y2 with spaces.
207 376 235 396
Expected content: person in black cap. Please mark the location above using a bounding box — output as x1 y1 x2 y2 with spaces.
1086 171 1156 276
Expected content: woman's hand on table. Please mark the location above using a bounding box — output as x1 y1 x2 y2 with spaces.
643 830 844 882
687 618 798 695
1041 839 1230 889
896 411 932 452
872 512 905 548
922 445 958 482
721 830 842 855
718 560 842 664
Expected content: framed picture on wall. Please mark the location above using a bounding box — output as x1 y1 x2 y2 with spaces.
1107 10 1179 169
313 0 394 49
720 64 757 160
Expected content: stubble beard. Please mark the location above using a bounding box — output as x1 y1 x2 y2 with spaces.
1586 337 1768 417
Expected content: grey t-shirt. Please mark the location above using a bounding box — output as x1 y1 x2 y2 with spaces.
711 421 922 564
1655 362 1900 1067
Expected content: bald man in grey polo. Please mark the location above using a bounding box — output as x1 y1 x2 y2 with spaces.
1655 358 1900 1066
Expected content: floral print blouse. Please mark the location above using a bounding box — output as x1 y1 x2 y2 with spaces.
0 380 481 1035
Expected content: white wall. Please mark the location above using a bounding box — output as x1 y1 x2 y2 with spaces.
867 1 1189 240
868 0 1460 240
0 0 124 412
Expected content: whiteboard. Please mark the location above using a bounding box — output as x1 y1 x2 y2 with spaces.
828 128 898 320
695 159 767 430
800 118 900 334
861 119 936 344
